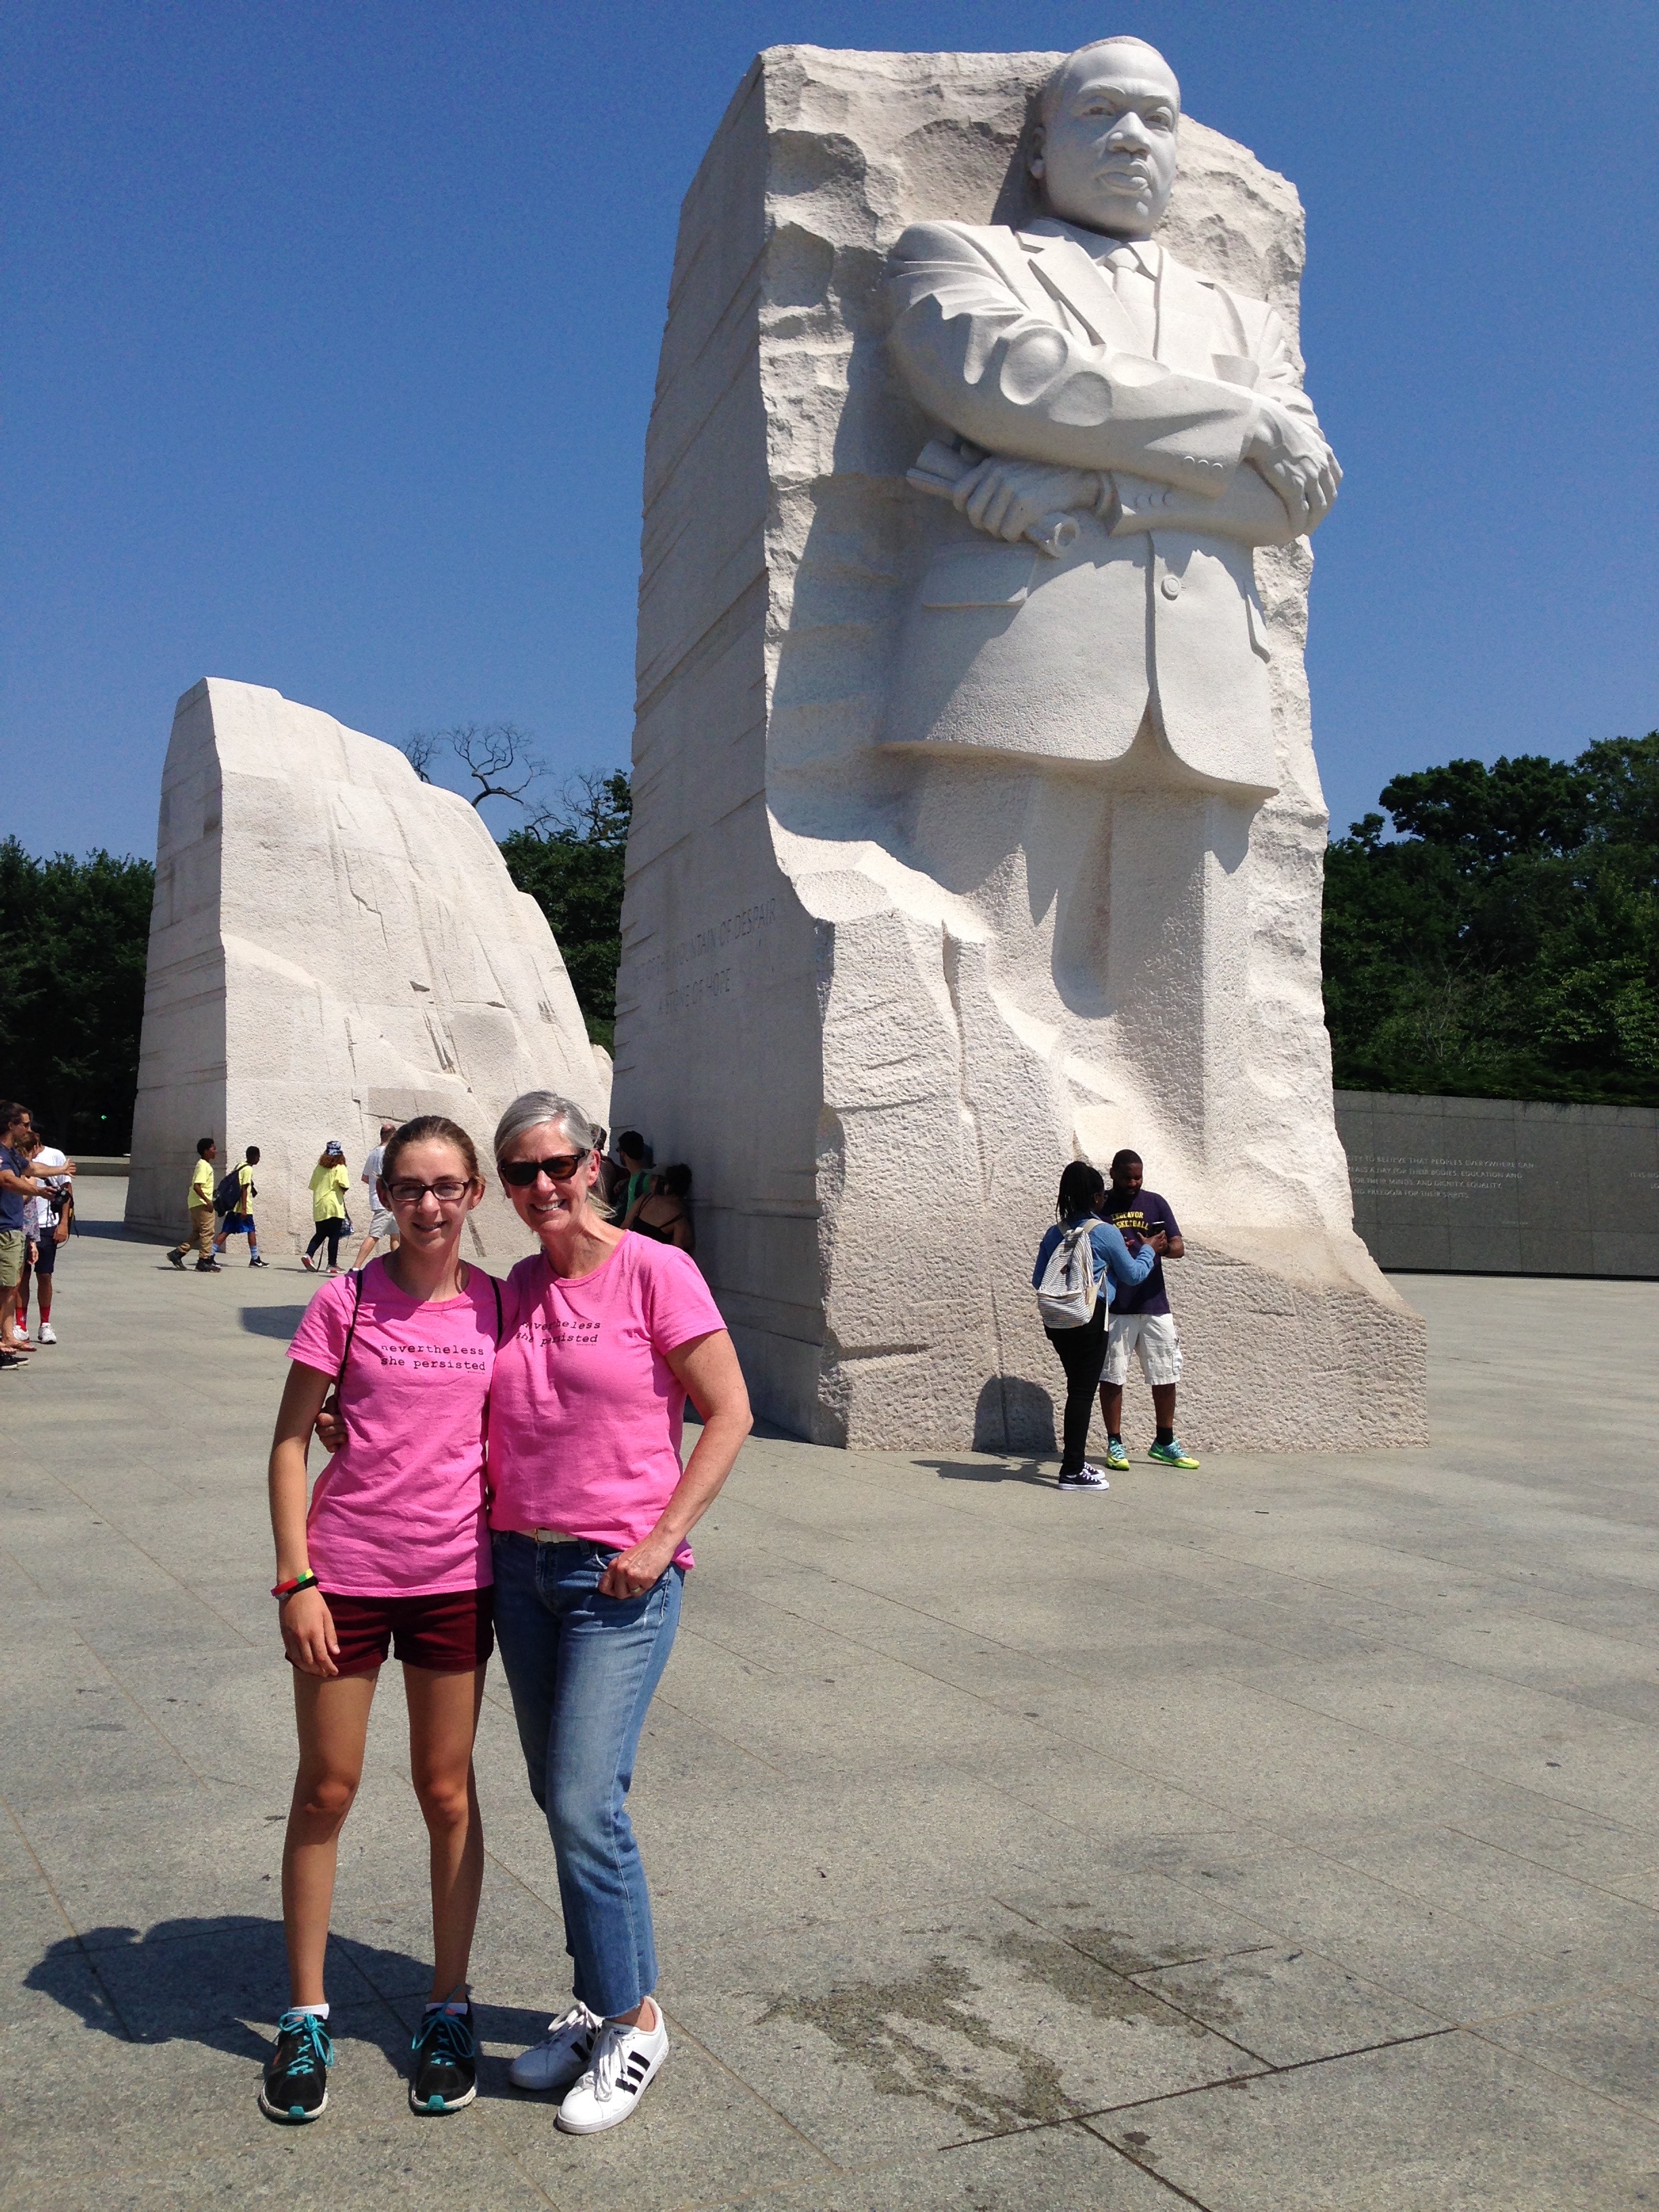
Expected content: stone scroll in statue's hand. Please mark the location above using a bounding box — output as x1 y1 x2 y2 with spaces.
907 438 1090 558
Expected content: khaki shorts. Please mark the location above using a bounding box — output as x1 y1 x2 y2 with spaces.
0 1229 22 1290
1103 1311 1183 1387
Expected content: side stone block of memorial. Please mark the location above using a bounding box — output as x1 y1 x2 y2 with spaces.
126 676 609 1262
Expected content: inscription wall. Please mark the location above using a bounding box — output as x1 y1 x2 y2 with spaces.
1335 1091 1659 1277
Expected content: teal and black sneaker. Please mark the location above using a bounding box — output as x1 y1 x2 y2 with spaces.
259 2009 333 2122
411 2001 477 2114
1147 1437 1200 1469
1104 1437 1130 1472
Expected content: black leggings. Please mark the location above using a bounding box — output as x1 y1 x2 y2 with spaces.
1045 1303 1109 1475
306 1219 344 1268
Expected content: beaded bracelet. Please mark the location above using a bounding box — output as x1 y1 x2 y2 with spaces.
271 1571 319 1601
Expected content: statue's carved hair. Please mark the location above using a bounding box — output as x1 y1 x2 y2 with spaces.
1037 36 1179 128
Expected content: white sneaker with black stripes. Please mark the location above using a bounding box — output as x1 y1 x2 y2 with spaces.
555 2005 668 2134
508 2001 602 2093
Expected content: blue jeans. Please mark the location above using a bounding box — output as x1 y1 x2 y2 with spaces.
489 1530 682 2018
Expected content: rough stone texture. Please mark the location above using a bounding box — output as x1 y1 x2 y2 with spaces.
613 46 1426 1450
125 678 607 1261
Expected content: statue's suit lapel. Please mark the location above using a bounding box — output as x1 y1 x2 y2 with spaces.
1016 230 1149 356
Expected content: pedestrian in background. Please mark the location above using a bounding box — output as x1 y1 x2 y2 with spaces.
1097 1149 1199 1471
168 1136 222 1273
20 1126 73 1342
623 1164 695 1254
216 1144 266 1268
352 1121 400 1272
303 1142 352 1275
1032 1160 1155 1492
612 1130 653 1222
1 1102 64 1359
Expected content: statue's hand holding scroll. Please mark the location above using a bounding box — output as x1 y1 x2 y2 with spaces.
952 455 1101 546
907 438 1097 557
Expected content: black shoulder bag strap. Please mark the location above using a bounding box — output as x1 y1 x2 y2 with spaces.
321 1269 364 1430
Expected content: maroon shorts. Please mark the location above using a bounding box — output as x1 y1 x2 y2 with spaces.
300 1586 494 1677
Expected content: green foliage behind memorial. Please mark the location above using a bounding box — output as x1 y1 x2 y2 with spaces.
1323 732 1659 1105
0 838 156 1151
499 769 631 1053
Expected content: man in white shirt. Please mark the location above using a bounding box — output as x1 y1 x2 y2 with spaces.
20 1125 73 1345
352 1121 400 1271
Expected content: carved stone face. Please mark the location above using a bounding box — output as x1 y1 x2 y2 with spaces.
1032 41 1181 240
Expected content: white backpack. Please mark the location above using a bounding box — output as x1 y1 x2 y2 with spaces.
1035 1217 1101 1330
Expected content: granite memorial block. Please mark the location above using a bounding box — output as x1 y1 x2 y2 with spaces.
612 41 1427 1450
126 678 609 1261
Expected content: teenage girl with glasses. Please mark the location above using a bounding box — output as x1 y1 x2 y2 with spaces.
261 1115 504 2125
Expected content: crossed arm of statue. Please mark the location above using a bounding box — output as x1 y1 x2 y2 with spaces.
890 224 1340 555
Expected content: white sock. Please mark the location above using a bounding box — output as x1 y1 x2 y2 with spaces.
291 2001 329 2020
424 1996 470 2013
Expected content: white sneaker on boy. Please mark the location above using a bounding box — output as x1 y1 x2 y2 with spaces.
508 2001 602 2093
555 2007 668 2133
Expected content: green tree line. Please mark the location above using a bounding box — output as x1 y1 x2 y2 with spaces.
499 768 630 1052
1323 731 1659 1106
0 839 156 1150
8 733 1657 1145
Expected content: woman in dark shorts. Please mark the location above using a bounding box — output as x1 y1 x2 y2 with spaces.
262 1115 504 2125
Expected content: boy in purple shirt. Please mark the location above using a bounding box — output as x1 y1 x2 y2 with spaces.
1097 1150 1200 1470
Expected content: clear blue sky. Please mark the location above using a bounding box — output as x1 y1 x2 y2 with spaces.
6 0 1656 859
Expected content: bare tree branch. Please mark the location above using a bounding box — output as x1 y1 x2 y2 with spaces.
408 723 547 811
401 731 442 783
526 767 632 844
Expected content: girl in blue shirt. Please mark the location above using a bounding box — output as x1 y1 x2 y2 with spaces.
1031 1162 1156 1491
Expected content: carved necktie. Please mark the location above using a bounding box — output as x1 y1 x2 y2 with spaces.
1099 243 1158 354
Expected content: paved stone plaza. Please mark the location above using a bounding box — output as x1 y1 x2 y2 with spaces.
4 1179 1658 2209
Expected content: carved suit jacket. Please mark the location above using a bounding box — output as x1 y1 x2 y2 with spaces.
883 216 1331 791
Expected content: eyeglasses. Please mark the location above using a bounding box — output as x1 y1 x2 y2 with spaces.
386 1179 474 1206
499 1151 590 1188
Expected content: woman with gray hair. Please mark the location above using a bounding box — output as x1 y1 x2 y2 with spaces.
487 1089 752 2134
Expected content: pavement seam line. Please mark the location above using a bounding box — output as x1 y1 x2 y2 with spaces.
1153 1821 1659 2000
988 1891 1273 2067
1073 2122 1221 2209
1454 2022 1659 2134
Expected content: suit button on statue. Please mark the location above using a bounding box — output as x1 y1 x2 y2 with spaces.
1160 573 1183 600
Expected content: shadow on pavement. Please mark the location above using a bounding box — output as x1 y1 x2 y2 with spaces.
919 1458 1057 1488
64 1218 155 1244
24 1917 550 2082
239 1305 311 1339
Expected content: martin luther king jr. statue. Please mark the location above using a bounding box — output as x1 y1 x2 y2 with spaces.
615 36 1427 1456
884 33 1341 788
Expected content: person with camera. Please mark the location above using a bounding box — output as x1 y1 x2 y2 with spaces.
20 1125 74 1342
1031 1160 1155 1491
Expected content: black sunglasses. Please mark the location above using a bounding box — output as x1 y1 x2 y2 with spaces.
499 1150 592 1188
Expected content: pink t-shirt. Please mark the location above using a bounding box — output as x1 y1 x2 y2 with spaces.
487 1237 726 1565
286 1259 504 1596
